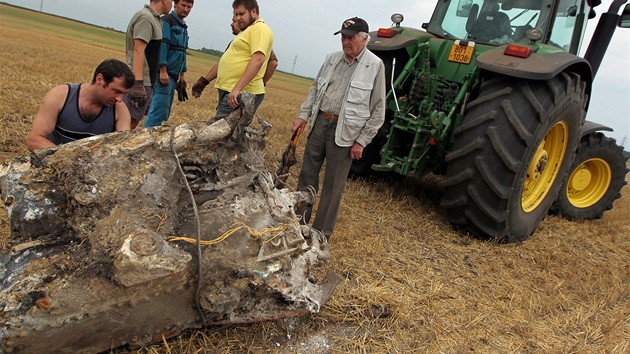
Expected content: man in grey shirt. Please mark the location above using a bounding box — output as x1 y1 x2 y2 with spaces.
124 0 173 129
291 17 386 240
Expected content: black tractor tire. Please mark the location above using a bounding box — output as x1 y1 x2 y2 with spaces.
440 72 586 243
550 132 629 220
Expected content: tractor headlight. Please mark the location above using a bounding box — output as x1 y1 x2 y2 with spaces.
391 13 404 26
525 27 543 42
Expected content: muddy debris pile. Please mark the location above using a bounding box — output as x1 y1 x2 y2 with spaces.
0 93 338 353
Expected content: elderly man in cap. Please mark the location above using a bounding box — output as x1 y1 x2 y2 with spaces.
291 17 386 240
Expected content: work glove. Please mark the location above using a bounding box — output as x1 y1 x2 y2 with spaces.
191 76 210 98
175 81 188 102
129 80 147 107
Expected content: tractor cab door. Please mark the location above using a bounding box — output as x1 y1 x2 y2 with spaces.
547 0 592 53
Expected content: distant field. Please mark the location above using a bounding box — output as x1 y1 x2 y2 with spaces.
1 4 126 49
1 3 629 353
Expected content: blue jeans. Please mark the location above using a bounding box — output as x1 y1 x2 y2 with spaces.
216 89 265 116
145 77 177 128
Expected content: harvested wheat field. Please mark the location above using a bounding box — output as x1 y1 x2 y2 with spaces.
1 4 629 353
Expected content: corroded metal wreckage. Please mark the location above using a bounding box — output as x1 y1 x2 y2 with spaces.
0 93 338 353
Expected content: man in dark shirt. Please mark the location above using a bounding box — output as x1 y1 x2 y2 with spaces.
26 59 135 151
123 0 173 129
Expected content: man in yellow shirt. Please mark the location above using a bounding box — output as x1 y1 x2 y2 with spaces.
214 0 273 115
191 17 278 99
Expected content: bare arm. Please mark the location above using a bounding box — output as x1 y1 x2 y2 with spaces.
263 50 278 85
133 39 148 81
26 86 67 151
263 59 278 85
227 51 266 108
114 102 132 131
203 63 219 83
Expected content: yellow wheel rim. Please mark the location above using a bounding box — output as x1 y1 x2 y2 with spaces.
521 122 568 212
566 158 611 208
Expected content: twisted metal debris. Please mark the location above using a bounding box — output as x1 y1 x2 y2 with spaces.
0 93 338 353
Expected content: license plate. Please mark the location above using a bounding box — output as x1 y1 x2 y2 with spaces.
448 41 475 64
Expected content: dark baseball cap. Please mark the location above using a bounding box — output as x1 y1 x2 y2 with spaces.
334 17 369 35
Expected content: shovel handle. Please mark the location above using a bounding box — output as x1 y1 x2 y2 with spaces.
291 126 304 146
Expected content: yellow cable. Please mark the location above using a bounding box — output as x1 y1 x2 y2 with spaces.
168 220 299 246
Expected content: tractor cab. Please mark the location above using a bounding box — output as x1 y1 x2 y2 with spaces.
424 0 596 53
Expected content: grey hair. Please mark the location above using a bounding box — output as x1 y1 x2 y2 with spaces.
358 32 371 41
358 32 370 48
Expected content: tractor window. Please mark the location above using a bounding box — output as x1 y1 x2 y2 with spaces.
439 0 479 39
428 0 549 44
548 0 588 52
548 11 576 50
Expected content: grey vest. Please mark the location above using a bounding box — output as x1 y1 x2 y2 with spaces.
308 50 383 147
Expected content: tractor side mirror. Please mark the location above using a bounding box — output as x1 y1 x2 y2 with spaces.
457 0 473 17
619 4 630 28
567 5 578 17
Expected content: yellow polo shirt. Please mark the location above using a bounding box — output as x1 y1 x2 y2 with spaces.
216 18 274 95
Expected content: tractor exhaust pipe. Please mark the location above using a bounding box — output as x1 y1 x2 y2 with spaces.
583 0 628 78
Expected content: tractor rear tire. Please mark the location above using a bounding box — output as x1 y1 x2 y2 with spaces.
440 72 586 243
550 133 628 220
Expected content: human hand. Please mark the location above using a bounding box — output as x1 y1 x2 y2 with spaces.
191 76 209 98
228 89 240 108
350 142 364 160
175 82 188 102
159 72 169 86
129 80 147 107
291 118 306 134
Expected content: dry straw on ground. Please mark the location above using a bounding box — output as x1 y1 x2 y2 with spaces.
1 5 629 353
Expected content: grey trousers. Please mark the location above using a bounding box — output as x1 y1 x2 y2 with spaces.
297 112 352 238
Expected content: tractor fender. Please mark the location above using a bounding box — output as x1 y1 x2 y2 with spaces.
476 50 592 80
476 50 594 106
368 33 418 51
368 28 430 52
581 120 614 137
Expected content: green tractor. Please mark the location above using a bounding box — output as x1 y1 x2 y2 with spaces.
362 0 630 242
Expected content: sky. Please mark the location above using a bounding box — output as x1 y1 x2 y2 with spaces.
2 0 629 147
